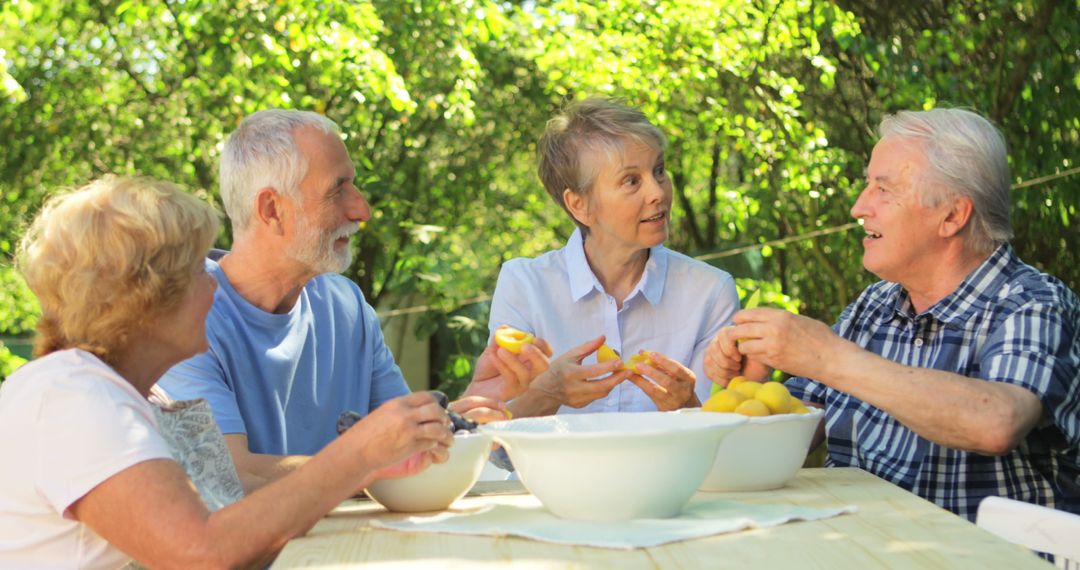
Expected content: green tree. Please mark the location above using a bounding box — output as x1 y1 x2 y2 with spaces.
2 0 1076 389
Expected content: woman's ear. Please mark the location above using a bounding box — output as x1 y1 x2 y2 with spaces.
254 187 287 236
939 195 974 239
563 188 591 228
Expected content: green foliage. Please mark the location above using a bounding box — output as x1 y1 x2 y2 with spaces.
2 0 1076 390
0 266 39 336
735 278 801 315
0 343 27 380
0 265 37 382
430 302 492 400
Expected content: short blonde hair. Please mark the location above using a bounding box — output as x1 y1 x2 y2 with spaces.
537 97 666 233
17 176 219 364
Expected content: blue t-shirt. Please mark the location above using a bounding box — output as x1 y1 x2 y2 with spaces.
158 258 410 456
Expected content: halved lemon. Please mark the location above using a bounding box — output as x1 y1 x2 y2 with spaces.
494 327 535 354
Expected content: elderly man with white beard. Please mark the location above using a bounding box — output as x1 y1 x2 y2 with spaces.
159 110 516 490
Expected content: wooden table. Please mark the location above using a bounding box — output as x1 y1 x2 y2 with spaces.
272 467 1050 568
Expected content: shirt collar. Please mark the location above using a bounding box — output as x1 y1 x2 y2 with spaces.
564 227 669 305
880 243 1016 326
929 243 1016 324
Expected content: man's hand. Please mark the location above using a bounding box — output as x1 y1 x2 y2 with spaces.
729 308 842 379
625 351 699 411
516 336 632 414
704 325 772 386
463 327 553 402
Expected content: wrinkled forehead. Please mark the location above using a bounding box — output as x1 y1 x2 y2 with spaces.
867 136 929 178
295 128 354 191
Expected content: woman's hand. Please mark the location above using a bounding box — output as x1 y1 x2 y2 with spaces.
626 351 699 411
344 392 453 476
463 328 553 402
448 395 511 424
521 336 632 411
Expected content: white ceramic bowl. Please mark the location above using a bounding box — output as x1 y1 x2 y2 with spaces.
479 412 746 521
365 431 492 512
690 407 825 492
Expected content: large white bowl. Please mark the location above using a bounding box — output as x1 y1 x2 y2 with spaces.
692 407 824 492
479 412 746 521
365 431 492 512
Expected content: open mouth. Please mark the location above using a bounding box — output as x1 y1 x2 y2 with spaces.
641 211 666 223
864 228 882 240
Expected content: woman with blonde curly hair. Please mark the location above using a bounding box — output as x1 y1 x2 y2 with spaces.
0 176 453 568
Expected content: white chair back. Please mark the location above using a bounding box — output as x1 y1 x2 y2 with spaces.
976 496 1080 569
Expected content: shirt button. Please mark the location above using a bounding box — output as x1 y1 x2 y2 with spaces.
914 338 924 347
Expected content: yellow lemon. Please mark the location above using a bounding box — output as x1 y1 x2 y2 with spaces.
733 381 763 400
734 399 771 417
791 401 810 415
755 382 793 414
624 350 655 372
727 376 749 391
597 344 621 363
494 327 535 354
702 389 746 413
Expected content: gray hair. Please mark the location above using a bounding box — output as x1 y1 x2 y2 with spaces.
878 108 1012 255
219 109 340 231
537 97 666 233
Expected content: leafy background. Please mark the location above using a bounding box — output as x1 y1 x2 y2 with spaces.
2 0 1077 394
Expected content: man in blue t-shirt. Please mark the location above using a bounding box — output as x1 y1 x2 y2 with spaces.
159 110 536 488
704 108 1079 520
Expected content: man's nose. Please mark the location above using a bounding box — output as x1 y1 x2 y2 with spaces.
347 187 372 222
850 186 870 219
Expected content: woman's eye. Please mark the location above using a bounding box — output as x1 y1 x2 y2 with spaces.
622 175 639 187
654 165 667 178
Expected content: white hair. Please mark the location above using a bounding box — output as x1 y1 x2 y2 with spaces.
219 109 340 231
879 108 1012 255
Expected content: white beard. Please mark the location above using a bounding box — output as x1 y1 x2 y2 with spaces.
288 216 356 274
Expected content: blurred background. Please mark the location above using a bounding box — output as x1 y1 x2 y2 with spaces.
1 0 1076 395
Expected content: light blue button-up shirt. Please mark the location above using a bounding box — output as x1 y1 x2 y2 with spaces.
488 229 739 413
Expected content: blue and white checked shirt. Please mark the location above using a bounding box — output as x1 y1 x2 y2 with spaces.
787 244 1080 520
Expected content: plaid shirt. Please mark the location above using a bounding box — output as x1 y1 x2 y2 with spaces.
787 244 1080 521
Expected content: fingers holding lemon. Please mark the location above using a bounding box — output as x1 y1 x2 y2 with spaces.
597 344 656 372
494 326 535 354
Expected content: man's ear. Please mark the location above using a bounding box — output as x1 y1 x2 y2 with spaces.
254 187 287 236
563 188 591 228
940 195 974 239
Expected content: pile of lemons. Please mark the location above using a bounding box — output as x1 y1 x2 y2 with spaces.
703 377 810 417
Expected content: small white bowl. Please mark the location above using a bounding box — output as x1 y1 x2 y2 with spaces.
690 407 824 492
479 412 745 521
365 431 492 512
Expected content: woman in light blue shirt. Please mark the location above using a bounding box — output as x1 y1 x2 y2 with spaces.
491 98 739 418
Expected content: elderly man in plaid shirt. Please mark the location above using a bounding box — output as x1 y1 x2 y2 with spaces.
705 107 1080 521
